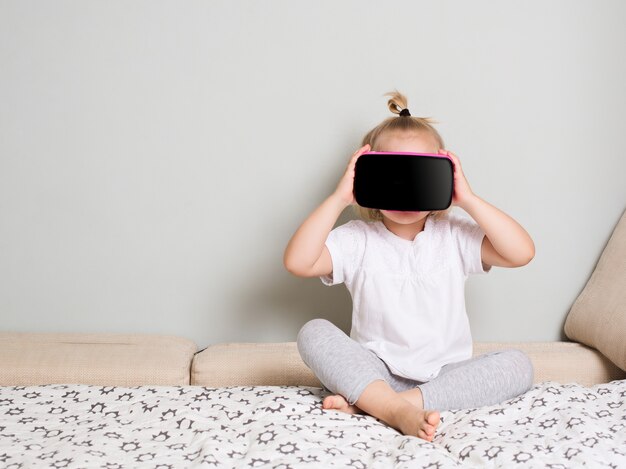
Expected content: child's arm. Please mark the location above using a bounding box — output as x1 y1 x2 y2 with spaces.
462 195 535 268
284 144 371 277
440 149 535 268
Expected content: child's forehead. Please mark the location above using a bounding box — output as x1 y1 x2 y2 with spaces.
375 130 439 152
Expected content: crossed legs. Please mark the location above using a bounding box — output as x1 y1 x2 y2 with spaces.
297 318 534 441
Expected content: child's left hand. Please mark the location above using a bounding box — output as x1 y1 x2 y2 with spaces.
438 149 476 209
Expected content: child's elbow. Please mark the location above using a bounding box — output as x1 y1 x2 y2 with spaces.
283 256 304 277
518 244 535 266
527 240 536 262
284 260 297 276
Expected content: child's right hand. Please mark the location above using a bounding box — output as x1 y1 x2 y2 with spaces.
332 144 371 207
284 143 370 277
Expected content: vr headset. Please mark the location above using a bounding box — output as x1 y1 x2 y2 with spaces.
354 151 454 211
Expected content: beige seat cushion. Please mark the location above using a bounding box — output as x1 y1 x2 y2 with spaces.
564 209 626 371
480 341 625 386
0 332 197 386
191 341 625 388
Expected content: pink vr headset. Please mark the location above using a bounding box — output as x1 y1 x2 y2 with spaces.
354 151 454 211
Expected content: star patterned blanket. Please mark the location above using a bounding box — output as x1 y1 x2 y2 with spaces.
0 379 624 468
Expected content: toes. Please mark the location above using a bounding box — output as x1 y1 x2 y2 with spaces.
422 411 440 438
426 410 441 427
417 428 433 441
423 425 435 437
322 395 347 410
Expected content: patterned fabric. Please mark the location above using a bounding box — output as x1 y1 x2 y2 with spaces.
1 380 624 468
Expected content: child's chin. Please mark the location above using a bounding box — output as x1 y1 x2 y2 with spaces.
384 210 423 215
382 210 428 221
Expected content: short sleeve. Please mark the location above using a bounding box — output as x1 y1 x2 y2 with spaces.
320 220 365 286
449 214 492 276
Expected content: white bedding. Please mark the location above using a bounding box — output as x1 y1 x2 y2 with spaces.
0 379 624 468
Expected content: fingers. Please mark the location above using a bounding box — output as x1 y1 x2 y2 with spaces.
349 143 370 164
344 144 370 174
335 144 371 204
439 148 459 161
356 143 371 154
439 148 460 170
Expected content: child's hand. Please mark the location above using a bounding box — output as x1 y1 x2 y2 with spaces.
332 144 371 206
438 149 476 209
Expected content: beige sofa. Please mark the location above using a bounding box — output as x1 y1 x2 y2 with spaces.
5 207 625 394
1 331 624 388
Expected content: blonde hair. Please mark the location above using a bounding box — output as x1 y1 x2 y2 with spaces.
353 90 453 222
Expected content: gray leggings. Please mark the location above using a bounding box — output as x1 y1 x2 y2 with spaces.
297 318 534 411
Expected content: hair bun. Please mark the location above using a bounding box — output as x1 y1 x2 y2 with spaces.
385 90 409 116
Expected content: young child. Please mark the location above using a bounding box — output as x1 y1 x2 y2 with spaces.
283 90 535 442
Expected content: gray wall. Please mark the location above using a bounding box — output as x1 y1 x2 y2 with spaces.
1 1 625 347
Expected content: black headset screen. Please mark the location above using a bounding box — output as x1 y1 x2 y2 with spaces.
354 154 454 211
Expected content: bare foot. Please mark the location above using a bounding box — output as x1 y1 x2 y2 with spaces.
323 392 440 442
322 394 363 414
396 407 441 442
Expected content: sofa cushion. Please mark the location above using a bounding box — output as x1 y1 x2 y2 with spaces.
0 332 197 386
191 341 625 388
192 342 321 388
564 209 626 371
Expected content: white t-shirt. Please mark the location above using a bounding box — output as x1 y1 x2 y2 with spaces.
320 212 492 382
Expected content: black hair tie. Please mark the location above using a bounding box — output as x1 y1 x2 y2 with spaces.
399 108 411 117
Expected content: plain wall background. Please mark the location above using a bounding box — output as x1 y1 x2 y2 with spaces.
1 1 625 348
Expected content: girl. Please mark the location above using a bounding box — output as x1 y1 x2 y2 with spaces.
283 91 535 442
